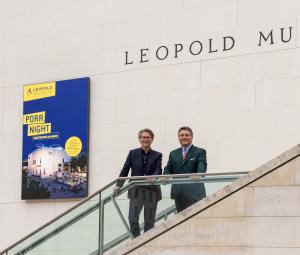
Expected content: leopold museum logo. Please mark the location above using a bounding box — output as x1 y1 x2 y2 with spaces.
123 24 294 66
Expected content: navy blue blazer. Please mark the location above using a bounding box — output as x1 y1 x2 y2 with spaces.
117 148 162 200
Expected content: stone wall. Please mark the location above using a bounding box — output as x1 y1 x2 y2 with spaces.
0 0 300 250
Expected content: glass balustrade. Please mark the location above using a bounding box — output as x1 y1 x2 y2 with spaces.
0 172 247 255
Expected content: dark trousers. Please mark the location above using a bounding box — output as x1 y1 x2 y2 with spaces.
128 199 158 238
174 192 198 213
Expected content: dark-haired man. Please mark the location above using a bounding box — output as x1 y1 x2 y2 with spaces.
164 126 207 212
114 128 162 238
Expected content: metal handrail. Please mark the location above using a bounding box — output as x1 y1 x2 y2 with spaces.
0 171 248 255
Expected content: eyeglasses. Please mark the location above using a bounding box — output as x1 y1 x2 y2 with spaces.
139 136 152 140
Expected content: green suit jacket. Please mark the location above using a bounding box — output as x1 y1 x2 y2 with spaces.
164 145 207 201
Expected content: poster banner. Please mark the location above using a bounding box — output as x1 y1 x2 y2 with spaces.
22 77 90 200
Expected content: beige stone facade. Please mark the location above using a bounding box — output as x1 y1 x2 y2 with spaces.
0 0 300 250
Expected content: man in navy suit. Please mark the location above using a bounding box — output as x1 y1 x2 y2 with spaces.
114 128 162 238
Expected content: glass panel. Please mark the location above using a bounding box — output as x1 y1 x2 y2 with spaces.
99 182 115 204
102 173 246 252
23 208 99 255
7 194 100 255
3 173 247 255
102 180 131 253
103 195 129 248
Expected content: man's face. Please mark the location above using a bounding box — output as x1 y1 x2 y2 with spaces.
178 130 193 147
138 132 153 148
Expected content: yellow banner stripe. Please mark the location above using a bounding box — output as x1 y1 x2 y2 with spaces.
24 82 56 102
23 111 46 125
27 123 52 136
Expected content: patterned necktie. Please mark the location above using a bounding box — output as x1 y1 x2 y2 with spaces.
183 147 187 160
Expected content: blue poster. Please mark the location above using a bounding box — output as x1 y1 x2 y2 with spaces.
22 77 90 200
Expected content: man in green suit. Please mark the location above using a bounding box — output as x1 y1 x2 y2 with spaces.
164 126 207 212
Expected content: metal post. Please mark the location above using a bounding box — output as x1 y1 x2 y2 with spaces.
98 193 104 255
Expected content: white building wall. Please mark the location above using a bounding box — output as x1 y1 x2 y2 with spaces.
0 0 300 250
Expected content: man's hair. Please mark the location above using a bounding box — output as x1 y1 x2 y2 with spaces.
178 126 193 137
138 128 154 138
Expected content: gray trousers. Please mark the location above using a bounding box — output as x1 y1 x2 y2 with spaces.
128 198 158 238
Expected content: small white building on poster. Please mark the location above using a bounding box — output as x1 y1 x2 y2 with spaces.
28 146 71 178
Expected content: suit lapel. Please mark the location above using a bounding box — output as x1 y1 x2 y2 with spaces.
180 145 194 168
175 148 182 162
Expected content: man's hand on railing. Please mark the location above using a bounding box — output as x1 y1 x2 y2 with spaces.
113 186 121 195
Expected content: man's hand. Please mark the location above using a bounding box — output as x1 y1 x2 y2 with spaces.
113 186 121 195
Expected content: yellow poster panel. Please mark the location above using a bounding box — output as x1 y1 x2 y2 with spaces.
24 82 56 102
23 111 46 125
27 123 52 136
